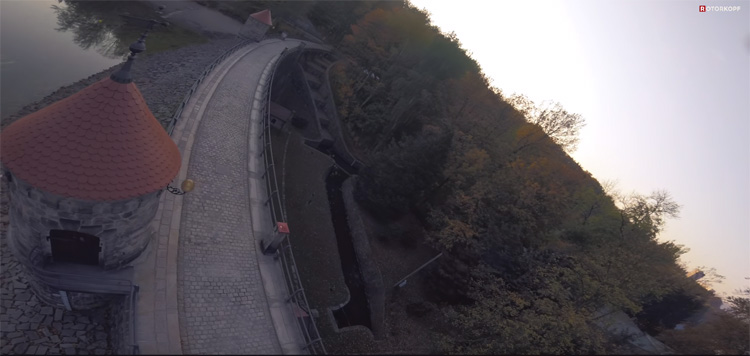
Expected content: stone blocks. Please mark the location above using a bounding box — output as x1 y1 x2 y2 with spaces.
5 174 160 309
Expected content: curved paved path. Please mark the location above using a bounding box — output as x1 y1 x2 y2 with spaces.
133 38 331 354
177 40 284 354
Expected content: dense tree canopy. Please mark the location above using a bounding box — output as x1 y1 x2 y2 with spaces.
508 94 586 153
316 1 721 353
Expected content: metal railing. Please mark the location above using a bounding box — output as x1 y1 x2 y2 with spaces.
166 38 254 135
258 43 327 354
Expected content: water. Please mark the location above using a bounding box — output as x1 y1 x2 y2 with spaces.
0 0 203 120
0 0 124 119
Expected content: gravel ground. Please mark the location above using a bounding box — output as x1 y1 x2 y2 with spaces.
1 37 241 131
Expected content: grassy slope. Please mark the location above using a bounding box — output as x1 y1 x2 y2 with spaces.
275 129 383 353
275 129 347 308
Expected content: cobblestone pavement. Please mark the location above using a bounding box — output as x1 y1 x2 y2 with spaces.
0 180 112 356
176 41 292 354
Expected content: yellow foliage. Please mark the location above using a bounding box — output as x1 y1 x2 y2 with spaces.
435 218 476 250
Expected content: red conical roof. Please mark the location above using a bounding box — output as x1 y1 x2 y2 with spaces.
250 9 272 26
0 77 181 201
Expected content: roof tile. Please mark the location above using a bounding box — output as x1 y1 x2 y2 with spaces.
250 9 272 26
0 77 181 201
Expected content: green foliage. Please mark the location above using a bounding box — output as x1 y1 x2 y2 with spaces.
438 253 610 354
635 289 707 334
416 32 480 80
331 3 481 152
354 125 452 220
508 95 586 153
726 288 750 321
308 1 386 45
618 190 681 239
657 309 750 355
316 1 715 353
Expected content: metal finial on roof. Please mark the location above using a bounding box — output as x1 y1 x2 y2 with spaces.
110 17 168 84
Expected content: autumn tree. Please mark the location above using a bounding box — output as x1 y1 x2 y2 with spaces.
437 249 614 354
52 1 137 58
635 288 707 334
693 266 726 290
317 2 712 354
726 287 750 321
333 4 481 155
534 102 585 152
354 125 453 219
308 1 385 45
657 288 750 355
508 94 586 153
616 190 681 240
507 93 537 117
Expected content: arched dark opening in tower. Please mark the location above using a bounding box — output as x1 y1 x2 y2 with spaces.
48 229 100 266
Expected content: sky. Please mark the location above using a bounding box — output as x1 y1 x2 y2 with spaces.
409 0 750 297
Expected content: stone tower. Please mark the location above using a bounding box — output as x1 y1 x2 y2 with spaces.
0 35 180 310
239 9 272 41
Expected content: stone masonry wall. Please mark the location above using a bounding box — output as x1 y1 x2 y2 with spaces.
3 171 158 310
307 52 363 170
341 176 385 339
1 177 113 355
239 18 269 41
109 294 134 355
5 171 160 271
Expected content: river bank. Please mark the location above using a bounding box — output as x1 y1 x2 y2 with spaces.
1 37 240 130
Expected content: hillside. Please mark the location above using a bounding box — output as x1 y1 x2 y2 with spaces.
201 0 748 354
317 2 733 354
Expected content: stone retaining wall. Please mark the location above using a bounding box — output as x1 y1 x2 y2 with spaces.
109 293 134 355
341 176 385 339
